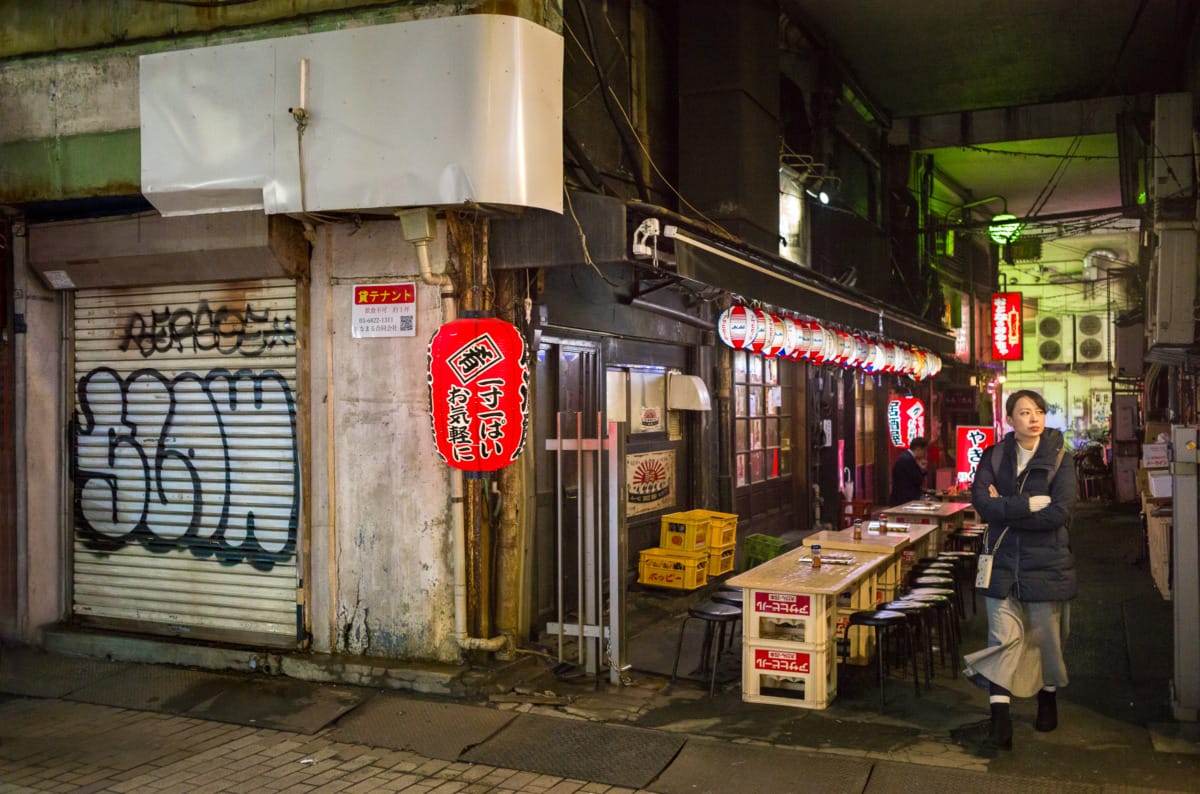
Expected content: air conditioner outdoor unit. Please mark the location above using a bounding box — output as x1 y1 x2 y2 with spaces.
1074 313 1110 364
1148 223 1197 347
1114 321 1145 377
1037 314 1072 364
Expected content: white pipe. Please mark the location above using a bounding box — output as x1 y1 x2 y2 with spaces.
411 233 508 656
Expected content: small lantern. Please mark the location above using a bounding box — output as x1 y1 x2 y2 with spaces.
717 305 758 350
428 316 529 472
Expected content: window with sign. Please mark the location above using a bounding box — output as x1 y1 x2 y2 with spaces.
734 350 793 486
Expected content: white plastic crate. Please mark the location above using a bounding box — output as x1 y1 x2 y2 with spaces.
742 638 837 709
745 589 836 646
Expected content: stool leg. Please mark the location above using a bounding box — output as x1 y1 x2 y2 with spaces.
671 617 692 681
908 621 921 697
876 627 887 712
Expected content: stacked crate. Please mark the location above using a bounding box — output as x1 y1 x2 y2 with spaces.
690 509 738 577
636 509 738 590
742 589 839 708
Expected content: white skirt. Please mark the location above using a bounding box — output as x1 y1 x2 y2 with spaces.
963 594 1070 698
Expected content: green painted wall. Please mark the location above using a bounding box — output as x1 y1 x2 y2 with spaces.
0 130 139 203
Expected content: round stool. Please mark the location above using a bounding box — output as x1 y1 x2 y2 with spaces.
672 599 742 696
843 609 919 711
881 599 936 685
904 590 960 674
712 586 744 649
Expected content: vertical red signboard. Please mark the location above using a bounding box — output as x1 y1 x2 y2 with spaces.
428 317 529 472
991 292 1023 361
887 397 926 449
955 425 996 490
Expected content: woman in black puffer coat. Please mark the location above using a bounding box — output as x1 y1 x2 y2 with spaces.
964 389 1077 752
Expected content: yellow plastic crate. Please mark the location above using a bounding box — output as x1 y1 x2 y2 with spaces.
691 509 738 547
708 544 736 576
637 547 708 590
659 510 711 552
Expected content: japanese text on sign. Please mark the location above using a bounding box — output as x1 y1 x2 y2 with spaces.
753 648 810 674
956 425 996 487
352 282 417 338
754 591 811 616
990 292 1023 361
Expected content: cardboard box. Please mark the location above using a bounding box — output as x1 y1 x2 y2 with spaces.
1147 469 1173 498
1143 443 1170 468
1145 422 1171 444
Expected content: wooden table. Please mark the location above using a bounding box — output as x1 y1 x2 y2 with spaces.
802 523 937 603
881 500 974 552
727 545 891 709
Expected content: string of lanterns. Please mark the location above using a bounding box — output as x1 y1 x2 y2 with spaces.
716 305 942 381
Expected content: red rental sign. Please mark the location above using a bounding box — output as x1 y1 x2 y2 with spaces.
991 292 1023 361
428 317 529 472
956 425 996 490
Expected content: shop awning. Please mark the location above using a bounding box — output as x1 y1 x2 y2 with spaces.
488 191 956 357
663 224 956 356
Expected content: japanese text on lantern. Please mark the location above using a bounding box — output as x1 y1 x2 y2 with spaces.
428 318 528 472
887 397 925 449
990 292 1023 361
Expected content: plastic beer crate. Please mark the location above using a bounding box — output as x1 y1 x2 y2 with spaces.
745 589 836 646
743 638 838 709
658 510 711 552
707 543 736 576
742 533 789 571
690 509 738 547
637 547 708 590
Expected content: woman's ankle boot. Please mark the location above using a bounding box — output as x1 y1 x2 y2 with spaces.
988 702 1013 750
1036 689 1058 732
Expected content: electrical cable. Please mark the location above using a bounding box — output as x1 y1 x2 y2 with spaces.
572 0 650 202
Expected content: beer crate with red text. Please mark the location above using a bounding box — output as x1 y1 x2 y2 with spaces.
743 638 838 709
745 588 837 646
637 547 708 590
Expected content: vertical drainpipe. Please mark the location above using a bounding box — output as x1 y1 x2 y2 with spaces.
397 208 506 656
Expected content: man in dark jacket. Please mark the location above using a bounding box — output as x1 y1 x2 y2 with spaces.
965 390 1076 753
888 437 929 505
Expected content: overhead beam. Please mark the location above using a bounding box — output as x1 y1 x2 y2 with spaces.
891 95 1142 150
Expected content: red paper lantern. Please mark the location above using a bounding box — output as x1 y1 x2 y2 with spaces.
428 317 529 472
887 396 926 449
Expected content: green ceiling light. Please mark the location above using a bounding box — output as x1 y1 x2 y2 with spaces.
988 213 1022 245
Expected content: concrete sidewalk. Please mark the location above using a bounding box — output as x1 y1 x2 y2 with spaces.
1 502 1198 793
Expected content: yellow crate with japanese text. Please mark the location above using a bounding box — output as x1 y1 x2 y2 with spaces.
742 638 837 709
637 548 708 590
658 510 711 552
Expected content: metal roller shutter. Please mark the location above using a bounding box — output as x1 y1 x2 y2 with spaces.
70 279 301 647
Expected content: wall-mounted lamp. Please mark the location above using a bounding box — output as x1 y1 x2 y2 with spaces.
988 213 1023 245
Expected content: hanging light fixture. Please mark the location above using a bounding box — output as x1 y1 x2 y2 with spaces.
988 213 1023 245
